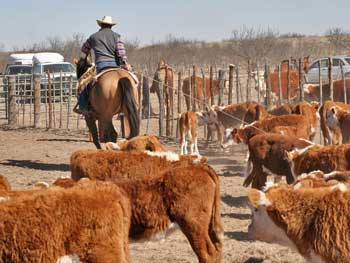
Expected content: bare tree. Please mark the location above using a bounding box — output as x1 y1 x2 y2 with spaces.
326 27 350 53
229 25 279 63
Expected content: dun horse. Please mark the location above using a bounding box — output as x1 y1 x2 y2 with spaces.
75 57 140 149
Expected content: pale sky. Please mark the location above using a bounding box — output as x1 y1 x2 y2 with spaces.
1 0 350 50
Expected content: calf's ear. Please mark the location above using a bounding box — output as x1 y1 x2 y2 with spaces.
248 189 270 208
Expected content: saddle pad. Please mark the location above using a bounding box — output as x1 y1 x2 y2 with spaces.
94 68 139 85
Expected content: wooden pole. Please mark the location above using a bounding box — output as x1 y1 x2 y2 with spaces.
218 70 224 106
138 73 143 123
256 63 261 104
165 66 170 136
246 60 251 101
319 61 323 103
299 58 304 102
157 71 164 136
67 76 72 129
264 63 271 109
34 75 41 128
53 74 56 128
192 65 197 112
235 64 240 103
340 63 347 103
209 66 214 106
48 72 52 129
8 76 17 126
287 58 291 103
188 68 192 111
278 64 282 105
201 68 207 138
176 71 182 139
146 75 151 135
228 64 234 104
22 75 25 126
328 57 334 101
170 70 174 136
59 71 63 128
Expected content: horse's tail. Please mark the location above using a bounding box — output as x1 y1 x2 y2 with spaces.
119 77 140 138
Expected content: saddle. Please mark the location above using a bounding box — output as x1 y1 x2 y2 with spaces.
77 66 139 94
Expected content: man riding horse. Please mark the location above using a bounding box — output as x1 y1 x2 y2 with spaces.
74 15 131 115
73 16 140 149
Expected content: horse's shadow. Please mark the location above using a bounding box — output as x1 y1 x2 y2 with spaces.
37 138 90 143
0 160 69 172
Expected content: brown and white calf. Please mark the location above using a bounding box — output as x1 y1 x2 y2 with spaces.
208 101 268 144
178 110 215 155
244 133 314 189
286 144 350 177
325 105 350 144
0 181 131 263
222 114 312 148
71 150 222 263
105 135 165 152
248 183 350 263
319 100 350 145
70 150 205 182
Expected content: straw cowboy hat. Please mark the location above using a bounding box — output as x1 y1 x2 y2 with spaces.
96 16 117 27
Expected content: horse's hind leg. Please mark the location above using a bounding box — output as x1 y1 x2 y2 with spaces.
85 116 101 149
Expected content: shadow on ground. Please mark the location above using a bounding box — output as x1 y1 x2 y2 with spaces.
222 195 248 208
37 138 90 143
0 160 70 172
243 257 264 263
222 212 251 220
225 231 250 242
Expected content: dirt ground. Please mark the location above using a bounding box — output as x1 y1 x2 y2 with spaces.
0 126 306 263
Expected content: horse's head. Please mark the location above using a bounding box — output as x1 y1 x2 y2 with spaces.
74 56 93 79
150 60 174 94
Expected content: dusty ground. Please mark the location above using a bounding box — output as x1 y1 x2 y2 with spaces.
0 126 306 263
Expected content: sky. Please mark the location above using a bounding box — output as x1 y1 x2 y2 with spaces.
1 0 350 51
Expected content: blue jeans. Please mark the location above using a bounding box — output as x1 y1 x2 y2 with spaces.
96 60 118 73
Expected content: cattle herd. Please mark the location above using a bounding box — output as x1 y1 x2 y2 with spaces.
2 98 350 262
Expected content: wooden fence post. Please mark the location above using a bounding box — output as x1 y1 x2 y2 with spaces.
340 63 347 103
138 73 143 124
188 68 192 111
246 60 251 101
34 75 41 128
170 70 174 136
319 61 323 103
228 64 234 104
264 64 271 109
210 66 214 106
256 63 261 104
146 75 151 135
47 72 52 129
278 64 282 105
192 65 197 112
59 71 63 128
201 68 207 138
176 71 182 138
157 71 164 137
287 58 291 103
235 64 240 103
67 76 72 129
328 57 333 101
299 58 304 102
8 76 17 126
165 66 170 136
218 70 225 106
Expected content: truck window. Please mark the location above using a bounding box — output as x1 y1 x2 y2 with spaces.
43 64 74 73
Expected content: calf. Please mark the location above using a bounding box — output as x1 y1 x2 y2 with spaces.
222 114 311 147
248 184 350 263
0 181 131 263
326 105 350 144
70 150 205 182
105 135 165 152
286 144 350 177
178 110 214 155
319 100 350 145
244 133 314 189
208 102 267 144
108 164 222 263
